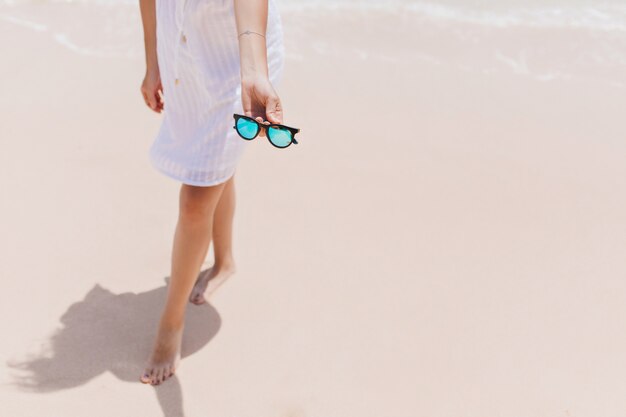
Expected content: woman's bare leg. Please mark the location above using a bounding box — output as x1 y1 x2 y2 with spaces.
140 181 228 385
212 173 237 270
189 173 237 305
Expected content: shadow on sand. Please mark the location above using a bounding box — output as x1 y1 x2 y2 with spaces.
5 275 221 417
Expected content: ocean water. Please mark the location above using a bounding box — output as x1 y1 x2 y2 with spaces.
1 0 625 86
2 0 625 36
2 0 626 30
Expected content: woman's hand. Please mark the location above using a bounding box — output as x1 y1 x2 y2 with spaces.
141 69 164 113
241 74 283 137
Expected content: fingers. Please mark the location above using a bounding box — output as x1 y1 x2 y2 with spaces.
240 79 284 140
146 92 157 111
156 82 165 111
265 94 283 124
242 97 253 118
156 89 165 112
241 79 282 122
255 116 270 137
141 87 162 113
258 93 282 138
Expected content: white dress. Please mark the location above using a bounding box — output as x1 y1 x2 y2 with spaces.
149 0 285 186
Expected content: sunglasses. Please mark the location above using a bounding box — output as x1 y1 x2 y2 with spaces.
233 113 300 149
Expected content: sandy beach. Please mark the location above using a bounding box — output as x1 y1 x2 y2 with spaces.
1 1 626 416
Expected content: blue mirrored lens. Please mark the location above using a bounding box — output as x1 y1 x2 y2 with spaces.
267 126 292 148
236 118 259 139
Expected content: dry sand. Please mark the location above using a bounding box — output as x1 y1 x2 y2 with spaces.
1 3 626 417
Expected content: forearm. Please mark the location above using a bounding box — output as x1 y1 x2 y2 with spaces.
233 0 269 79
139 0 158 72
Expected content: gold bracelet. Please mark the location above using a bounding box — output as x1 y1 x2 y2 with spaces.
238 29 266 38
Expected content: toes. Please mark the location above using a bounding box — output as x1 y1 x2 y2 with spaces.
151 368 163 385
163 365 175 381
162 366 172 382
140 368 153 384
190 293 206 305
155 366 171 384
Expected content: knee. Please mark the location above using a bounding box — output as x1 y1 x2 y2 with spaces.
179 189 214 223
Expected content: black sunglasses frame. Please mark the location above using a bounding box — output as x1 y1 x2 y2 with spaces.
232 113 300 149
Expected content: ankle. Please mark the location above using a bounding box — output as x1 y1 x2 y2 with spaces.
214 258 236 272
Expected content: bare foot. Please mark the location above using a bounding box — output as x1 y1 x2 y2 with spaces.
140 322 183 385
189 263 236 305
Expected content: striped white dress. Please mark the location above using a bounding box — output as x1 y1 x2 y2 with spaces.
149 0 285 186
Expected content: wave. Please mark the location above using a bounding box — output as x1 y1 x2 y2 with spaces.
3 0 626 32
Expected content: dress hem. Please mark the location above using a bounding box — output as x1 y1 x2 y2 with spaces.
149 152 236 187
